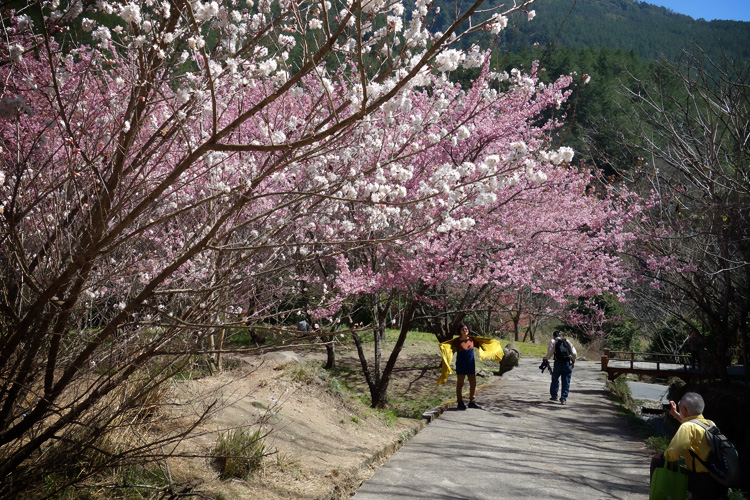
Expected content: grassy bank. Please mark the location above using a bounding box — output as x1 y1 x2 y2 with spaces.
327 329 550 418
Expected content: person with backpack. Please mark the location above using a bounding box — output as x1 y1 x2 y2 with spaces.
543 330 577 404
649 392 730 499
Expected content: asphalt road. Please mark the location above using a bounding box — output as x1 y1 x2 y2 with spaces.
627 381 669 403
350 358 651 499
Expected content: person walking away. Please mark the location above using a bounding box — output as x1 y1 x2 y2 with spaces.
437 323 503 410
649 392 728 500
544 330 576 404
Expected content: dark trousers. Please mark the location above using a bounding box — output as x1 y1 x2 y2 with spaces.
650 456 728 500
550 360 572 400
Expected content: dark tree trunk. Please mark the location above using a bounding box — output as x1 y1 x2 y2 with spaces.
352 290 422 408
324 339 335 370
369 298 420 408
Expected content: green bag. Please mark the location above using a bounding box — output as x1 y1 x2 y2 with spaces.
650 459 688 500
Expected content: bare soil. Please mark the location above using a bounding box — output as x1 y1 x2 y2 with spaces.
163 338 499 499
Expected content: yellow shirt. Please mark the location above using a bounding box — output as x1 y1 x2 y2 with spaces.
437 336 504 385
664 414 713 472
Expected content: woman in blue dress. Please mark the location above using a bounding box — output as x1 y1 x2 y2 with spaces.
453 323 480 410
437 322 504 410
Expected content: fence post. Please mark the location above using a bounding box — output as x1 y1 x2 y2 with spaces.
601 349 609 372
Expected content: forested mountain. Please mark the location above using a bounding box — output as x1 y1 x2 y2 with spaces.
438 0 750 175
439 0 750 63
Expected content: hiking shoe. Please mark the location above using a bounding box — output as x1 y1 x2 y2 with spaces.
560 399 566 405
468 401 482 409
457 401 466 410
549 396 558 401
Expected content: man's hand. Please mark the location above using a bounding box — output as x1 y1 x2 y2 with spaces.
539 358 551 373
668 400 682 420
571 360 575 369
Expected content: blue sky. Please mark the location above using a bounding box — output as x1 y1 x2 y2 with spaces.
644 0 750 22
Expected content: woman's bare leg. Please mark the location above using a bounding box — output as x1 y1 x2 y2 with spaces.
456 374 466 402
468 374 477 402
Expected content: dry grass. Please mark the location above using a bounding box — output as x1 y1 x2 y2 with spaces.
22 331 545 499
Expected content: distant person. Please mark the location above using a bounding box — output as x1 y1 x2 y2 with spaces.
649 392 728 500
437 322 503 410
543 330 577 404
297 319 310 334
687 331 704 369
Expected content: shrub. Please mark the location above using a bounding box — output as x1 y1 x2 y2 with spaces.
380 409 398 427
213 428 266 480
327 375 346 398
287 362 323 385
645 435 671 454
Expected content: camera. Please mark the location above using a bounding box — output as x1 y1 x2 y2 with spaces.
661 402 672 410
539 358 551 374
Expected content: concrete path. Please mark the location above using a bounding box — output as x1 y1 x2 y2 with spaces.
351 358 651 499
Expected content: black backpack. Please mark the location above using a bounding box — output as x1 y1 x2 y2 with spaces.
688 420 741 487
554 338 572 361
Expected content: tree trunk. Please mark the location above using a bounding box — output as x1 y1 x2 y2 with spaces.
370 384 387 409
351 331 374 388
369 298 420 408
324 337 336 370
352 291 422 408
215 327 226 371
208 334 217 375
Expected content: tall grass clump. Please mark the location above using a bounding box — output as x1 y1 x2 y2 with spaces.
213 428 266 479
286 361 347 398
287 362 321 384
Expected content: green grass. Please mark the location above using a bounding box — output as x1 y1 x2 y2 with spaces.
267 328 555 425
379 409 399 427
729 489 749 500
328 328 507 418
284 361 350 399
511 340 549 359
605 376 670 453
225 328 253 346
213 428 266 480
327 375 346 398
30 463 171 500
345 328 441 346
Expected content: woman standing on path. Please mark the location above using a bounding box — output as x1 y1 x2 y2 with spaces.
437 322 504 410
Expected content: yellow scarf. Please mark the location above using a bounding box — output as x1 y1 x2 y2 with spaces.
437 336 504 385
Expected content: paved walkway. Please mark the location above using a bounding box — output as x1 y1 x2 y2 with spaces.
351 358 651 499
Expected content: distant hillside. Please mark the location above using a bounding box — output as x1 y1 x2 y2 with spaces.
437 0 750 62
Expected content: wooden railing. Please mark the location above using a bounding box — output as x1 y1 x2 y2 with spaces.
601 349 693 381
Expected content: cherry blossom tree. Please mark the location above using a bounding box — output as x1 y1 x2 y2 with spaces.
296 65 645 407
0 0 544 494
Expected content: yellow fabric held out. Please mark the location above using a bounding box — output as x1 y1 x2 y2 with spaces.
437 336 504 385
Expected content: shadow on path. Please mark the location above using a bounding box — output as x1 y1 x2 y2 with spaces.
351 358 651 500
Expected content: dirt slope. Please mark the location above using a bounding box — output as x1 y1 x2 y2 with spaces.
165 347 432 499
